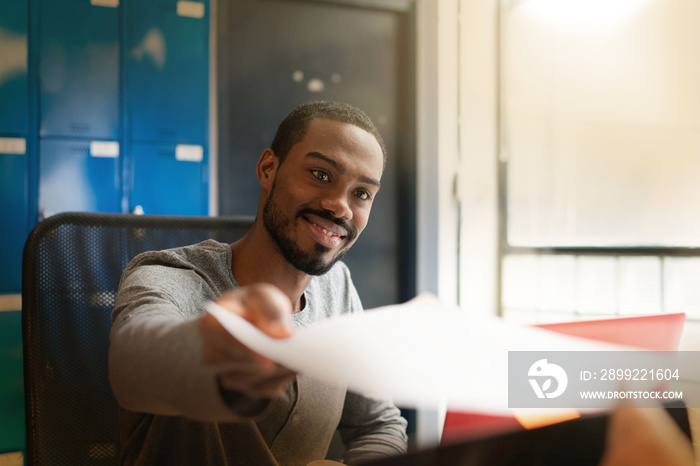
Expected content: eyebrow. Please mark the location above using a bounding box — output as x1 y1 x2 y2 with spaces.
305 151 381 188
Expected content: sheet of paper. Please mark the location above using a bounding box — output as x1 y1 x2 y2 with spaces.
206 294 632 415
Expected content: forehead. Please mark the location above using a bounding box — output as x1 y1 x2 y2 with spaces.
290 117 384 178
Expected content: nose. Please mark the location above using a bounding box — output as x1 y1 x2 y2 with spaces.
319 190 353 221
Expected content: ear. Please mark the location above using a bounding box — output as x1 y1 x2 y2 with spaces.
256 148 279 191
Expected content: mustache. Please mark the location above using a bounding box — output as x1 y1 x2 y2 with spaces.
296 207 357 242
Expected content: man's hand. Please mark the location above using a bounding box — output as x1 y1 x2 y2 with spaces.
199 283 296 399
599 404 695 466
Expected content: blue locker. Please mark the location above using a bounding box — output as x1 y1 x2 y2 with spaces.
0 142 29 293
39 139 120 216
0 0 29 136
127 0 208 143
130 142 207 215
0 311 25 453
38 0 120 139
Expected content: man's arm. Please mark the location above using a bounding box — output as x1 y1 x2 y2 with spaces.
109 263 295 423
337 392 408 465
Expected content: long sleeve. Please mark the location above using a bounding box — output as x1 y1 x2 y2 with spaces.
109 240 277 424
109 261 248 422
338 391 408 465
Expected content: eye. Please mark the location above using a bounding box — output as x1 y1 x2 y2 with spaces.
355 190 372 201
310 170 330 182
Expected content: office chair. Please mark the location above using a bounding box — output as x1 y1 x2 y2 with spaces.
22 212 254 465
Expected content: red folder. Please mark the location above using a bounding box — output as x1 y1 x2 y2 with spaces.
442 313 686 444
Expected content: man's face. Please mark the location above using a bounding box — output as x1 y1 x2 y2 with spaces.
263 117 383 275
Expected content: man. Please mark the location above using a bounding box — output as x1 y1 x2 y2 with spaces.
109 101 408 465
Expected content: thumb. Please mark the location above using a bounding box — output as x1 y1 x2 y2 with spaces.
238 283 294 339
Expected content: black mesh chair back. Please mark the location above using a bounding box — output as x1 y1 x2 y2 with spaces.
22 212 254 465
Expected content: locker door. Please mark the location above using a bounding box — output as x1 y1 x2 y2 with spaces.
127 0 208 143
130 142 206 215
38 0 120 139
0 0 29 136
0 311 24 453
0 140 29 293
39 139 120 217
0 0 29 294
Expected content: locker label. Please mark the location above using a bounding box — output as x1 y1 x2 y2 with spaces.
0 295 21 312
90 0 119 7
175 144 203 162
177 1 205 18
0 138 26 155
90 141 119 158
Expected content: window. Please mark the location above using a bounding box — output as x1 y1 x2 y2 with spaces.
499 0 700 321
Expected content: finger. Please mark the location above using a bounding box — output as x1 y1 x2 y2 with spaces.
200 312 254 360
200 313 278 371
226 284 294 339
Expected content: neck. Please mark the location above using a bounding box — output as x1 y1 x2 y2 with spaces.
230 221 313 313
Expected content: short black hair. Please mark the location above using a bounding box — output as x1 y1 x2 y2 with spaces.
270 101 387 169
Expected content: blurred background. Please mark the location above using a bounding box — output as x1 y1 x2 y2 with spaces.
2 0 700 461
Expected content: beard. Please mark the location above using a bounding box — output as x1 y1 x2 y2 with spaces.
262 180 357 276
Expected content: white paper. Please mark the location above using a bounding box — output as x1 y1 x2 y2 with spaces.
206 294 632 414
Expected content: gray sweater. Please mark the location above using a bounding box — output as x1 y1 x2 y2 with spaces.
109 240 407 465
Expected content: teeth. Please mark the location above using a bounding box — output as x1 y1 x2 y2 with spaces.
318 225 336 237
309 219 339 237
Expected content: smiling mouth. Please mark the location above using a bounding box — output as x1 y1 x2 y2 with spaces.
308 219 345 239
301 215 349 250
297 209 356 246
